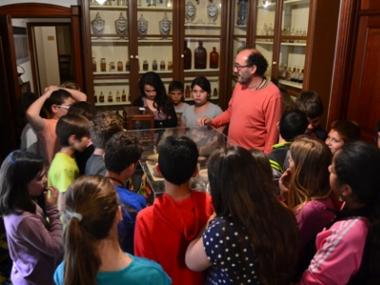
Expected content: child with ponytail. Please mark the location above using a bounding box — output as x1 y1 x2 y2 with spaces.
54 176 171 285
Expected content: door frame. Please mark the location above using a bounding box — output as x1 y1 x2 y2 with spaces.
0 3 84 91
0 3 83 158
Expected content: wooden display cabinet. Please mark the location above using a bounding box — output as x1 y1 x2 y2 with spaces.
81 0 339 116
81 0 231 110
227 0 340 118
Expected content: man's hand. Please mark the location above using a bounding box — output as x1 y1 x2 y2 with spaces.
198 117 212 126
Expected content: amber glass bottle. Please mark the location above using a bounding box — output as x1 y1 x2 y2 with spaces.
194 41 207 69
209 47 219 68
99 91 105 103
184 41 192 70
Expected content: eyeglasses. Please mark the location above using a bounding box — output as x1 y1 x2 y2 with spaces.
58 105 71 110
234 63 252 70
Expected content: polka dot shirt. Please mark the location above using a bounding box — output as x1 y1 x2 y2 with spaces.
202 217 261 285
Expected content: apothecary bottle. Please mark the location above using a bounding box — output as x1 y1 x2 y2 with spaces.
194 41 207 69
152 60 158 71
209 47 219 69
108 91 113 103
160 60 166 70
100 58 106 72
185 85 191 99
125 60 130 71
99 91 105 103
121 89 127 102
117 61 123 71
116 90 121 102
184 41 192 70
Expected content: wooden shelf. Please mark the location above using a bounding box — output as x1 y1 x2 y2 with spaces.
283 0 309 6
256 40 274 45
280 42 306 47
137 7 172 12
90 5 128 10
93 73 130 80
138 38 173 44
185 23 221 29
279 79 303 89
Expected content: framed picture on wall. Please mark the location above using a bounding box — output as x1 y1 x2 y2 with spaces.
13 27 29 64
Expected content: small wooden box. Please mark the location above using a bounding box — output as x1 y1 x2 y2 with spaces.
123 106 154 130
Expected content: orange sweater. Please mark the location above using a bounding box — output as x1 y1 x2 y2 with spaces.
212 82 281 153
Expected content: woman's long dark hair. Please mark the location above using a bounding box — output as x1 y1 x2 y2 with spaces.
0 150 44 215
138 71 173 116
208 146 299 285
334 142 380 284
63 176 118 285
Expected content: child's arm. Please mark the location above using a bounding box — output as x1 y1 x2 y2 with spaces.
185 213 214 271
18 189 62 257
26 86 58 132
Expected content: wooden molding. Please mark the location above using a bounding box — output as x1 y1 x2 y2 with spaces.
0 3 71 17
327 0 360 126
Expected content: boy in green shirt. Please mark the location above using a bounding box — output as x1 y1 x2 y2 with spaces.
48 114 90 210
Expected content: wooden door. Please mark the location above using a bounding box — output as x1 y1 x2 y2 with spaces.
347 6 380 142
0 15 20 161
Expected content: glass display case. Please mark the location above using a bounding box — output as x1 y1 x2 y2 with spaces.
278 0 309 90
127 126 229 195
254 0 277 78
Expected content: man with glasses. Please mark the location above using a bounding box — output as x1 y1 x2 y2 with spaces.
26 85 87 165
200 49 281 153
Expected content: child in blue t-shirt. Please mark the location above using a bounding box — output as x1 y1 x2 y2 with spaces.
104 131 146 253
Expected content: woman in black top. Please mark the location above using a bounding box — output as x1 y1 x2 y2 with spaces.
133 72 177 128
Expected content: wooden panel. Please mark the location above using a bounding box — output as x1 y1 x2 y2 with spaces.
347 15 380 142
305 0 340 127
361 0 380 11
71 6 84 91
0 15 20 160
327 0 360 126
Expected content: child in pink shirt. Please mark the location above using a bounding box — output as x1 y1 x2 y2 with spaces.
300 142 380 284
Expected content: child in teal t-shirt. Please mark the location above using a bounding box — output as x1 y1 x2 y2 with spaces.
54 176 171 285
54 254 170 285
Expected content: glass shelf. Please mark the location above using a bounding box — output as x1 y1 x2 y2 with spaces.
137 7 172 12
283 0 309 5
185 23 222 29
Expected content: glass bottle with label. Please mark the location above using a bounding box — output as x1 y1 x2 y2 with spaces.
160 60 166 70
100 58 106 72
117 61 123 71
108 91 113 103
194 41 207 69
116 90 121 102
143 60 149 71
209 47 219 69
185 85 191 99
152 59 158 71
213 87 218 98
99 91 105 103
121 89 127 102
184 41 192 70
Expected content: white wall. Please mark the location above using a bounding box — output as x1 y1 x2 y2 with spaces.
0 0 78 7
35 26 60 88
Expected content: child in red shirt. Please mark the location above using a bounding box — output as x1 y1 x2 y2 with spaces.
134 136 213 285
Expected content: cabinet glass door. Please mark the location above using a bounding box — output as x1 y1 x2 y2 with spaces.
255 0 277 78
278 0 309 89
231 0 250 87
183 0 222 102
137 0 173 91
89 0 131 107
